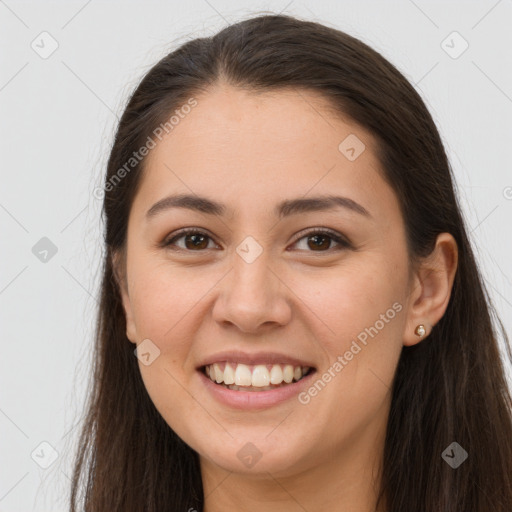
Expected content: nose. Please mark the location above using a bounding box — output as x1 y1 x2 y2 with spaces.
211 251 292 334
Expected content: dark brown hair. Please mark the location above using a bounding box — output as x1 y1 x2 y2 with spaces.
70 13 512 511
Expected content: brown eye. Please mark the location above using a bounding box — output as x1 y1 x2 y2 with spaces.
163 229 216 251
306 233 332 251
292 229 352 252
182 232 210 250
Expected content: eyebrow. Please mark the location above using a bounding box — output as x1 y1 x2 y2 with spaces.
146 193 371 220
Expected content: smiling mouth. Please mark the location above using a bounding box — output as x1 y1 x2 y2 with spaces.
201 362 316 392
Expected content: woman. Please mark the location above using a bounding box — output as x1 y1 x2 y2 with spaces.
70 13 512 512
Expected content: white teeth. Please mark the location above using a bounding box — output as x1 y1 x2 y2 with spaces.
204 362 312 388
213 363 223 384
283 365 294 383
251 365 270 387
234 364 252 386
223 362 235 385
269 364 283 384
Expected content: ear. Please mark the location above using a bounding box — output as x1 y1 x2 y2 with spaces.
111 249 138 345
403 233 458 346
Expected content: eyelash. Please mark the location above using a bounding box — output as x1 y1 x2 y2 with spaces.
161 227 353 253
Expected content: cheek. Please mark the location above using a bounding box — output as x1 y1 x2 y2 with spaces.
128 264 207 430
298 256 406 342
294 256 406 410
127 262 218 406
128 259 208 342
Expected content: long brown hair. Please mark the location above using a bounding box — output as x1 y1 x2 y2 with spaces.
70 13 512 511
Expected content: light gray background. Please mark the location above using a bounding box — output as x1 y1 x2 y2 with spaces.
1 1 511 510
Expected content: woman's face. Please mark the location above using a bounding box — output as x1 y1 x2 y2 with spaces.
117 85 416 479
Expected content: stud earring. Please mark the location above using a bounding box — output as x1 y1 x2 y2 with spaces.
414 324 426 338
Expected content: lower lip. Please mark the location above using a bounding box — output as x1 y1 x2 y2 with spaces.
197 368 317 410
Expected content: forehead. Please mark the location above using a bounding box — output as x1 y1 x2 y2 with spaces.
133 85 395 221
154 84 376 161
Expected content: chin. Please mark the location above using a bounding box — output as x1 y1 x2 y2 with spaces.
194 433 309 477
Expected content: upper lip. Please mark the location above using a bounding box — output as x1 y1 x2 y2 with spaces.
197 350 316 369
